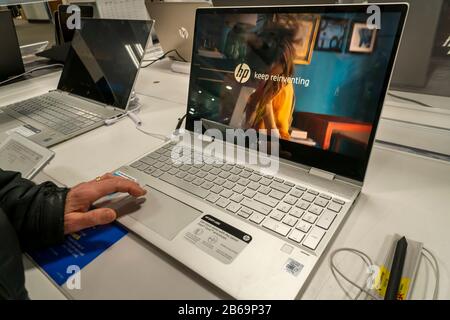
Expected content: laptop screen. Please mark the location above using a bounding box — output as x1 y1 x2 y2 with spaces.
186 5 407 182
57 19 152 109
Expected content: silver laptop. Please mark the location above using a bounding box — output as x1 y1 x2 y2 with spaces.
108 4 408 299
145 1 212 62
0 18 152 147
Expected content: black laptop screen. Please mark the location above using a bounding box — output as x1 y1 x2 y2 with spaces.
57 19 152 109
186 5 407 182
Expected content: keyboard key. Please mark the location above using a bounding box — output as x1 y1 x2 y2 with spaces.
302 193 315 202
151 169 164 177
333 198 345 205
183 174 195 182
307 189 319 196
263 218 291 237
216 197 230 208
230 194 244 203
243 188 256 198
229 175 240 183
159 173 209 198
137 163 149 171
270 181 291 193
274 177 284 183
260 177 272 186
254 194 278 207
175 171 187 179
192 178 204 186
278 203 292 213
308 205 323 216
241 198 272 215
201 181 214 190
283 216 298 227
188 167 199 175
270 210 285 221
226 202 241 213
316 211 337 230
289 208 304 219
259 186 271 195
249 212 265 224
288 229 305 243
296 200 310 210
284 181 295 187
239 171 251 178
237 178 250 186
160 164 171 172
302 227 325 250
296 221 312 233
205 174 216 182
232 184 245 193
314 198 329 207
196 171 207 178
130 161 143 168
209 168 220 175
215 177 226 185
290 189 303 198
219 189 233 199
269 190 285 200
238 209 252 219
247 182 260 191
206 193 220 203
284 196 297 205
302 212 317 224
328 202 342 213
219 171 230 179
249 174 262 182
222 181 235 189
319 194 332 200
230 167 242 175
211 185 223 194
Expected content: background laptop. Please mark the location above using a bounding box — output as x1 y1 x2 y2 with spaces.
0 18 152 147
365 0 444 90
0 10 25 82
145 0 212 62
110 4 407 299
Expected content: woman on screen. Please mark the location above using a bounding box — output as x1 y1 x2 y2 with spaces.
243 14 299 140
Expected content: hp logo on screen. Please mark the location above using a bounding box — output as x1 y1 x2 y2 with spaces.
178 27 189 39
234 63 251 84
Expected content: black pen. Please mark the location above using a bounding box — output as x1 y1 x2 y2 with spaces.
384 236 408 300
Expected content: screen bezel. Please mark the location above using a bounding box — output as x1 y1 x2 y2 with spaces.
185 4 408 182
57 18 153 110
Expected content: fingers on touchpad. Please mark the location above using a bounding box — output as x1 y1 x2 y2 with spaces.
96 185 202 241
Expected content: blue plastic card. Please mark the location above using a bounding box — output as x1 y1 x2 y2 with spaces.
28 223 128 286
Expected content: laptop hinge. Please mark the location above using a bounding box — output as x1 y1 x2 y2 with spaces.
309 167 335 181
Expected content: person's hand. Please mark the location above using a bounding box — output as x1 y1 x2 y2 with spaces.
64 173 146 234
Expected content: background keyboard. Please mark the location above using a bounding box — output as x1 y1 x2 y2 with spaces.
130 142 347 253
9 95 103 135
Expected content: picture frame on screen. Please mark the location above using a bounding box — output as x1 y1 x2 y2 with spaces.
273 13 321 64
348 21 377 54
316 17 349 52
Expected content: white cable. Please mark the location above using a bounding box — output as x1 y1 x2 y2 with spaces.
422 247 440 300
135 124 169 141
330 248 381 300
0 63 64 86
330 246 441 300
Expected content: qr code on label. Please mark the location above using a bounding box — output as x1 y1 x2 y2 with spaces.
285 258 303 277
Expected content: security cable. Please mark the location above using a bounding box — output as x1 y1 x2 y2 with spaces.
0 63 64 86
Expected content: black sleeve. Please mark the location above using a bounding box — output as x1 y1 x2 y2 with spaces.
0 169 69 251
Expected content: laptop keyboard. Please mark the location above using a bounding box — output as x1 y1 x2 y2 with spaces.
130 142 346 252
8 95 103 135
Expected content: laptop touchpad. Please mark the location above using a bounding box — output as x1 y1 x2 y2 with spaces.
128 185 201 241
